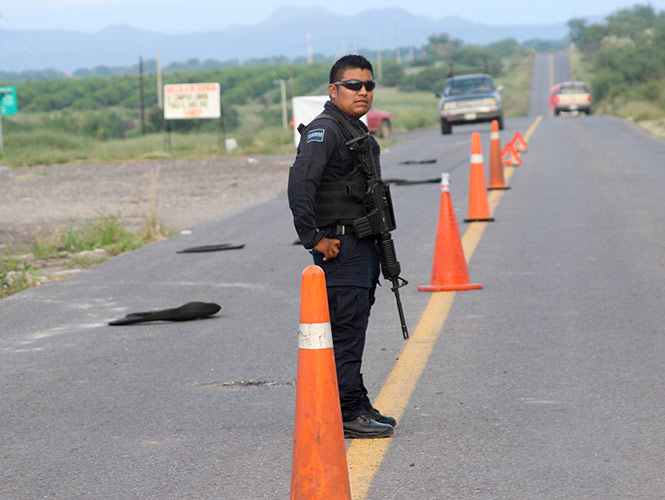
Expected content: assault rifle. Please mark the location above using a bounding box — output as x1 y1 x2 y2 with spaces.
345 133 409 339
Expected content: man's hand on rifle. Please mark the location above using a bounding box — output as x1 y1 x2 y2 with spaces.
314 237 341 261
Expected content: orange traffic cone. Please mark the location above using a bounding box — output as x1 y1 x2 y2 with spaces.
488 120 509 190
419 173 482 292
501 140 522 166
290 265 351 500
511 131 528 152
464 132 495 222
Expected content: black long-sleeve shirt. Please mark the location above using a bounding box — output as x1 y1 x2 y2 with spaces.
287 101 379 248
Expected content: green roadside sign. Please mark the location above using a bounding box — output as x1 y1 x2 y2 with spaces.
0 86 18 116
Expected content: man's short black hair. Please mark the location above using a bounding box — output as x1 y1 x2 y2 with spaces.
329 54 374 83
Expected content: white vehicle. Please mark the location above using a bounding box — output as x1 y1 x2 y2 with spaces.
553 81 592 115
437 73 504 135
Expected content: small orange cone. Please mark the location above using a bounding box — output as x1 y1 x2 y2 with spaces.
488 120 509 190
501 140 522 166
511 131 528 152
419 173 482 292
290 265 351 500
464 132 495 222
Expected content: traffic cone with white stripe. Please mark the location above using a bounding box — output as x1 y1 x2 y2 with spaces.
418 173 482 292
290 265 351 500
488 120 509 190
464 132 495 222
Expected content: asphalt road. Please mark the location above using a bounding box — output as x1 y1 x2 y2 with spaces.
2 53 665 499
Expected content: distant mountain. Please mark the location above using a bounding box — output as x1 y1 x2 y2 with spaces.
0 7 572 73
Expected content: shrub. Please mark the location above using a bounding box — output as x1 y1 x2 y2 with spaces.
81 110 127 140
634 80 662 101
380 61 404 87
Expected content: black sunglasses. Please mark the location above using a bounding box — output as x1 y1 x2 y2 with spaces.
332 79 376 92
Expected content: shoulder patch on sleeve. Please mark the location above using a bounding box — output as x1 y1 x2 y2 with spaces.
306 128 325 143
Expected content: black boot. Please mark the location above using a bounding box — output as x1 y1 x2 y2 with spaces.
343 414 394 439
368 406 397 427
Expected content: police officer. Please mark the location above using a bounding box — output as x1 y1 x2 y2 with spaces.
288 54 396 439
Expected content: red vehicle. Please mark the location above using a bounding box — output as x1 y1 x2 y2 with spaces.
549 83 561 110
366 109 392 138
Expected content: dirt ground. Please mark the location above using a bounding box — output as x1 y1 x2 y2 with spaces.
0 153 293 260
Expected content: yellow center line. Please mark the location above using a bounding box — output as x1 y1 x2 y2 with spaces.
347 117 542 500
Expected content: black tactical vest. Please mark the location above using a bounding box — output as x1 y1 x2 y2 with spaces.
315 168 366 227
312 109 379 228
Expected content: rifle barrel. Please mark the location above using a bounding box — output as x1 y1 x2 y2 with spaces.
391 278 409 339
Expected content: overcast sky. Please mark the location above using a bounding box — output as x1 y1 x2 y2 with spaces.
2 0 665 33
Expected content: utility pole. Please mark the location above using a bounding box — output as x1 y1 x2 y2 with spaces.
376 31 382 81
280 79 287 129
307 30 313 64
274 79 289 129
395 24 401 65
156 52 163 109
139 56 146 135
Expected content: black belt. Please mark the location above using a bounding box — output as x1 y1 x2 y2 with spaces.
319 224 355 237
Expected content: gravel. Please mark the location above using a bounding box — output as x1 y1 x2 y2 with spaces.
0 154 293 251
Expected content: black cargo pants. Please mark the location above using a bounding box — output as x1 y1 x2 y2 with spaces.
312 234 380 421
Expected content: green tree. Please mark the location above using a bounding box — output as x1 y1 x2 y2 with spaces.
400 66 449 93
423 34 463 62
380 60 404 87
577 23 611 58
487 38 522 58
567 18 588 44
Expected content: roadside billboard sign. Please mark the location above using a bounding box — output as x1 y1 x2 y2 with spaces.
163 82 220 120
0 86 18 116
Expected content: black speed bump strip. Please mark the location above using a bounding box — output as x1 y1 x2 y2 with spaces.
384 177 440 185
194 380 296 387
177 243 245 253
109 301 221 325
398 159 437 165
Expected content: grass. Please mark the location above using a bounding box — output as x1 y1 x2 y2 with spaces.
31 216 145 258
0 125 296 168
372 87 441 131
567 46 665 140
495 53 535 118
0 258 37 298
638 117 665 138
1 215 170 298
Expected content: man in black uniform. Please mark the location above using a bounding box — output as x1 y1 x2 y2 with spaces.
288 54 396 439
